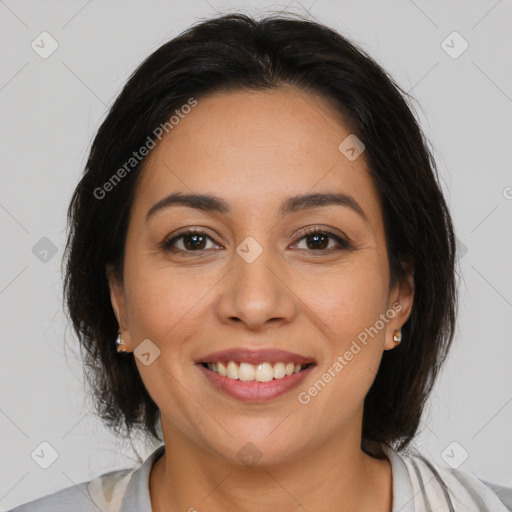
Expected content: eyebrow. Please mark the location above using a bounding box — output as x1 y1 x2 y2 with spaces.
145 191 369 223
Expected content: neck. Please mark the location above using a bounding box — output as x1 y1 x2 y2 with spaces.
149 423 392 512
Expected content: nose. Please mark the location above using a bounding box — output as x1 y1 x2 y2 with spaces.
215 246 296 332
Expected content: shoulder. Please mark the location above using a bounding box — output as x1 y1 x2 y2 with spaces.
475 480 512 510
8 467 135 512
397 445 512 511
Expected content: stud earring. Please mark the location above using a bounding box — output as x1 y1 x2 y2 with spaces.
116 334 127 353
393 328 402 346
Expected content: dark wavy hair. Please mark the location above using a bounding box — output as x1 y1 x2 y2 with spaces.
63 12 458 453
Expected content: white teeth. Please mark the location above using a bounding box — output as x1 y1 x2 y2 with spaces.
205 361 309 381
226 361 239 379
217 361 227 377
273 362 286 379
285 362 295 376
239 362 255 381
255 362 273 382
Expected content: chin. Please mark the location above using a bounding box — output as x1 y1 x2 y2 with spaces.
206 427 306 468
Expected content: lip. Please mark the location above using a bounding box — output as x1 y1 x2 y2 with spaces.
196 348 315 366
197 362 315 402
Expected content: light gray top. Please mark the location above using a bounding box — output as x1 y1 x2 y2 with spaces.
9 443 512 511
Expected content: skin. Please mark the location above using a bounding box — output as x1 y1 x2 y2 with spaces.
108 86 414 512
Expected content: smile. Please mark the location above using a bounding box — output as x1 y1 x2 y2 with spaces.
202 361 311 382
196 348 316 402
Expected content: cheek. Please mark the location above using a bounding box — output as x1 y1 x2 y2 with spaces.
123 263 214 433
123 256 221 346
293 256 389 346
293 261 389 425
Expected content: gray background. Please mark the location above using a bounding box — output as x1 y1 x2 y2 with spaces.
0 0 511 509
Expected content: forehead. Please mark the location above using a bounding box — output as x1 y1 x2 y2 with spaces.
133 87 382 227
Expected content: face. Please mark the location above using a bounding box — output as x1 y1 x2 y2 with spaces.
108 87 414 466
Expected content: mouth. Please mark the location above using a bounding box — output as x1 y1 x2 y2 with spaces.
200 361 314 382
196 348 316 402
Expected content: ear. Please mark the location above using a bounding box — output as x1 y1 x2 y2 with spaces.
106 263 133 352
383 259 414 351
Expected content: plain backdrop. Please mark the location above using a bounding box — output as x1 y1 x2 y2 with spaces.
0 0 511 509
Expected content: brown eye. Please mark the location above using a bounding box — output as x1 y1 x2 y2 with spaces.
180 233 208 251
304 232 330 250
293 228 351 253
161 226 350 256
162 229 222 253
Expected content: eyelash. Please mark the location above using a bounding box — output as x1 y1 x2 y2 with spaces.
160 226 351 256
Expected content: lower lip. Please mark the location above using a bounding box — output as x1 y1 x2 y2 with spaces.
197 364 315 402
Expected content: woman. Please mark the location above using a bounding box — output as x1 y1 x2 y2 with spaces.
10 12 512 512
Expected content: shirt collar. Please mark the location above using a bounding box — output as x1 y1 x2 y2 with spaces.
381 443 415 512
119 443 165 512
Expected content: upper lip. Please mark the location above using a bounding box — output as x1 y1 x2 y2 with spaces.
196 348 316 366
